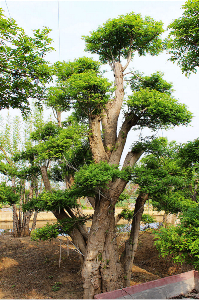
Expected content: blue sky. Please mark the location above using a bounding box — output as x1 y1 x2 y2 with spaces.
0 0 198 163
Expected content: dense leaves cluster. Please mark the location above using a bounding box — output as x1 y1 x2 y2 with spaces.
0 9 53 113
155 205 199 269
167 0 199 74
0 182 19 204
23 189 78 212
127 88 192 130
83 12 164 63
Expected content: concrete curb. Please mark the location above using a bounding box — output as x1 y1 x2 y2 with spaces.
95 270 199 299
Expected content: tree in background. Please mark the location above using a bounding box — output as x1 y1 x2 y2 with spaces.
154 139 199 269
0 9 53 114
167 0 199 75
0 108 44 236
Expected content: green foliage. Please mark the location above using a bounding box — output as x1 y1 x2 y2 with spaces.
31 215 91 241
73 162 132 197
31 223 59 241
83 12 164 63
130 71 173 95
141 214 155 224
119 208 134 221
0 182 19 205
46 57 103 114
30 121 60 142
167 0 199 75
127 88 192 130
154 205 199 269
119 208 155 224
52 282 62 292
65 70 112 117
53 57 101 81
0 9 53 113
131 138 196 214
178 138 199 168
16 119 88 165
23 189 78 212
116 192 131 207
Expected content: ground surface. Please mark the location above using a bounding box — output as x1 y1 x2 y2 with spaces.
0 230 194 299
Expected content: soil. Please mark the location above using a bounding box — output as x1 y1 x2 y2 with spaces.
0 229 194 299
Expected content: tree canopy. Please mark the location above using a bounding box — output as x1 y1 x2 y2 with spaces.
83 12 164 65
0 9 53 113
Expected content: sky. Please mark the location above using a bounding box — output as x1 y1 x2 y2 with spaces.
0 0 198 164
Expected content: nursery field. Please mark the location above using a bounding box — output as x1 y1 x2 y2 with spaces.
0 230 194 299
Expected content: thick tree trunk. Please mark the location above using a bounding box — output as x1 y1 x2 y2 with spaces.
121 193 148 287
82 195 124 299
22 211 32 236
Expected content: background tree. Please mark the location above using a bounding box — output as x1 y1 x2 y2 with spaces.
154 138 199 268
167 0 199 75
0 109 44 236
0 9 53 114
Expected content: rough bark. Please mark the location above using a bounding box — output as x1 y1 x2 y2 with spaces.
40 165 51 191
122 150 144 169
53 208 87 255
22 211 32 236
82 193 124 299
121 193 148 287
109 113 139 165
89 116 108 163
101 62 124 155
65 174 74 189
31 211 38 230
12 204 19 237
56 110 62 127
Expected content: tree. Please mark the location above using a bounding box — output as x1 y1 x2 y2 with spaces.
154 138 199 268
0 109 44 236
0 9 53 113
167 0 199 75
79 12 192 297
22 12 192 298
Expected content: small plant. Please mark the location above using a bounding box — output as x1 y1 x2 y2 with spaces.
49 275 53 279
52 282 62 292
141 214 155 224
97 252 102 261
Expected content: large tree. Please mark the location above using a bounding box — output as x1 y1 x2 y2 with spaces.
23 12 192 298
79 12 192 298
0 9 53 113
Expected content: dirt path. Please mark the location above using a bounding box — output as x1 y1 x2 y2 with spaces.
0 230 194 299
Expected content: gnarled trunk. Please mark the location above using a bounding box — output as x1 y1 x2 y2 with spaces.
82 194 124 299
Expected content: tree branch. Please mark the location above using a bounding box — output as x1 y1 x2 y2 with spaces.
109 113 139 165
122 39 133 72
89 116 108 163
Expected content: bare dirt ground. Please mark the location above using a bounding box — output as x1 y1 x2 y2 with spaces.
0 229 194 299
